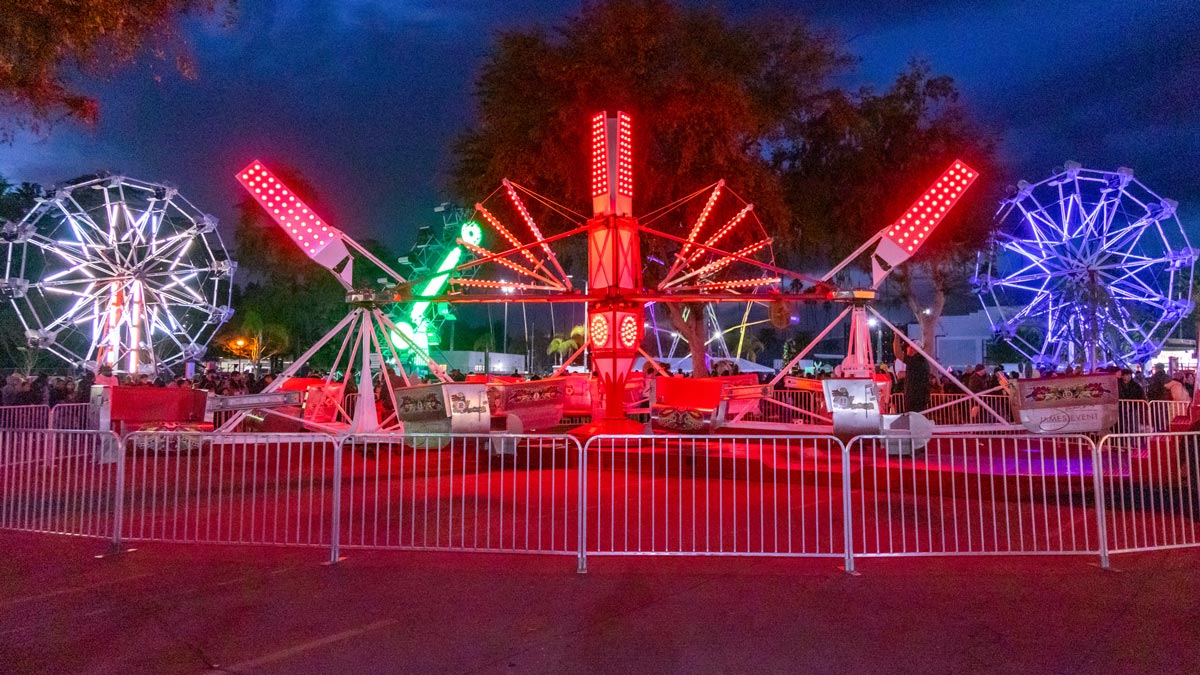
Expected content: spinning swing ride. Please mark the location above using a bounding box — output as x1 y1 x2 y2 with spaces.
221 109 984 436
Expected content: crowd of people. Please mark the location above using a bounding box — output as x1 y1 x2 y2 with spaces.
0 365 284 408
3 356 1196 411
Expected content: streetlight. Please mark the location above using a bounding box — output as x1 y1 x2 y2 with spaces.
867 318 881 363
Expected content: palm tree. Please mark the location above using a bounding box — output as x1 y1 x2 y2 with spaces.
546 325 586 366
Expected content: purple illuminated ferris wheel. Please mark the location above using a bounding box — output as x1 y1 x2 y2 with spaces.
974 162 1195 370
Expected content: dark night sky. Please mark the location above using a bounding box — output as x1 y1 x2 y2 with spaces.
2 0 1197 256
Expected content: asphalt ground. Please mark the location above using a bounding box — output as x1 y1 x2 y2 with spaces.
1 531 1197 674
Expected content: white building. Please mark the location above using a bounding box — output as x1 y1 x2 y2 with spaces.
436 351 527 375
908 309 993 371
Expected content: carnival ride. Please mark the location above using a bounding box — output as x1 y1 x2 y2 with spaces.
388 206 482 356
392 111 991 436
1 175 234 374
208 111 998 438
975 162 1195 370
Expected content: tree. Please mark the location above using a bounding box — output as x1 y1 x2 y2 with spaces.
0 0 231 139
737 333 765 363
218 310 290 375
780 62 1001 358
546 325 585 366
0 176 40 221
453 0 848 377
0 177 44 371
453 0 845 219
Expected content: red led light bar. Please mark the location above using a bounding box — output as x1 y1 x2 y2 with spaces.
590 111 633 216
616 112 633 199
884 160 977 254
237 161 339 254
590 113 608 199
869 159 978 287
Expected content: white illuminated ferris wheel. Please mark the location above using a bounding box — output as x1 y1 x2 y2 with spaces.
1 175 234 374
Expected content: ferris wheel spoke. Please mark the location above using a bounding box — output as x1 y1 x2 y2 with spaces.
150 229 198 261
140 265 213 282
1000 239 1056 271
1093 248 1160 266
1006 293 1053 324
1099 265 1165 298
44 289 109 331
992 277 1054 294
1003 257 1060 281
1106 285 1168 309
146 284 214 312
992 272 1055 288
1097 264 1161 293
25 235 96 269
1102 216 1155 254
54 197 107 246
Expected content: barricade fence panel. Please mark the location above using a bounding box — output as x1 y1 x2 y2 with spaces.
0 405 51 430
582 435 847 557
339 434 582 555
1147 400 1189 432
847 435 1101 557
121 432 338 547
890 393 1016 425
6 427 1200 566
49 403 97 430
1098 432 1199 553
0 430 120 538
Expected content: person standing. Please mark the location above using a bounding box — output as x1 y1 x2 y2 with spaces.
1117 368 1146 433
94 365 119 387
893 331 930 414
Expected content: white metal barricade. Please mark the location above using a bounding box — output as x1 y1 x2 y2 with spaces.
121 432 339 547
1146 400 1189 432
0 430 121 539
1097 432 1199 554
336 434 583 566
580 434 848 567
4 427 1199 570
49 403 96 430
846 434 1102 559
0 404 50 429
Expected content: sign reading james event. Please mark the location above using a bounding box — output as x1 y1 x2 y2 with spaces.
1013 373 1120 433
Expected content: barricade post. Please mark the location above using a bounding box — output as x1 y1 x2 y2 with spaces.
841 438 855 573
578 434 588 574
329 436 344 564
111 432 126 552
1092 434 1110 569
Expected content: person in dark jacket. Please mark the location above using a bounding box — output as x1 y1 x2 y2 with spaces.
893 332 929 413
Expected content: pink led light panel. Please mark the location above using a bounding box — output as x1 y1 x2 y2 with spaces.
590 113 608 199
884 160 977 253
236 161 337 256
